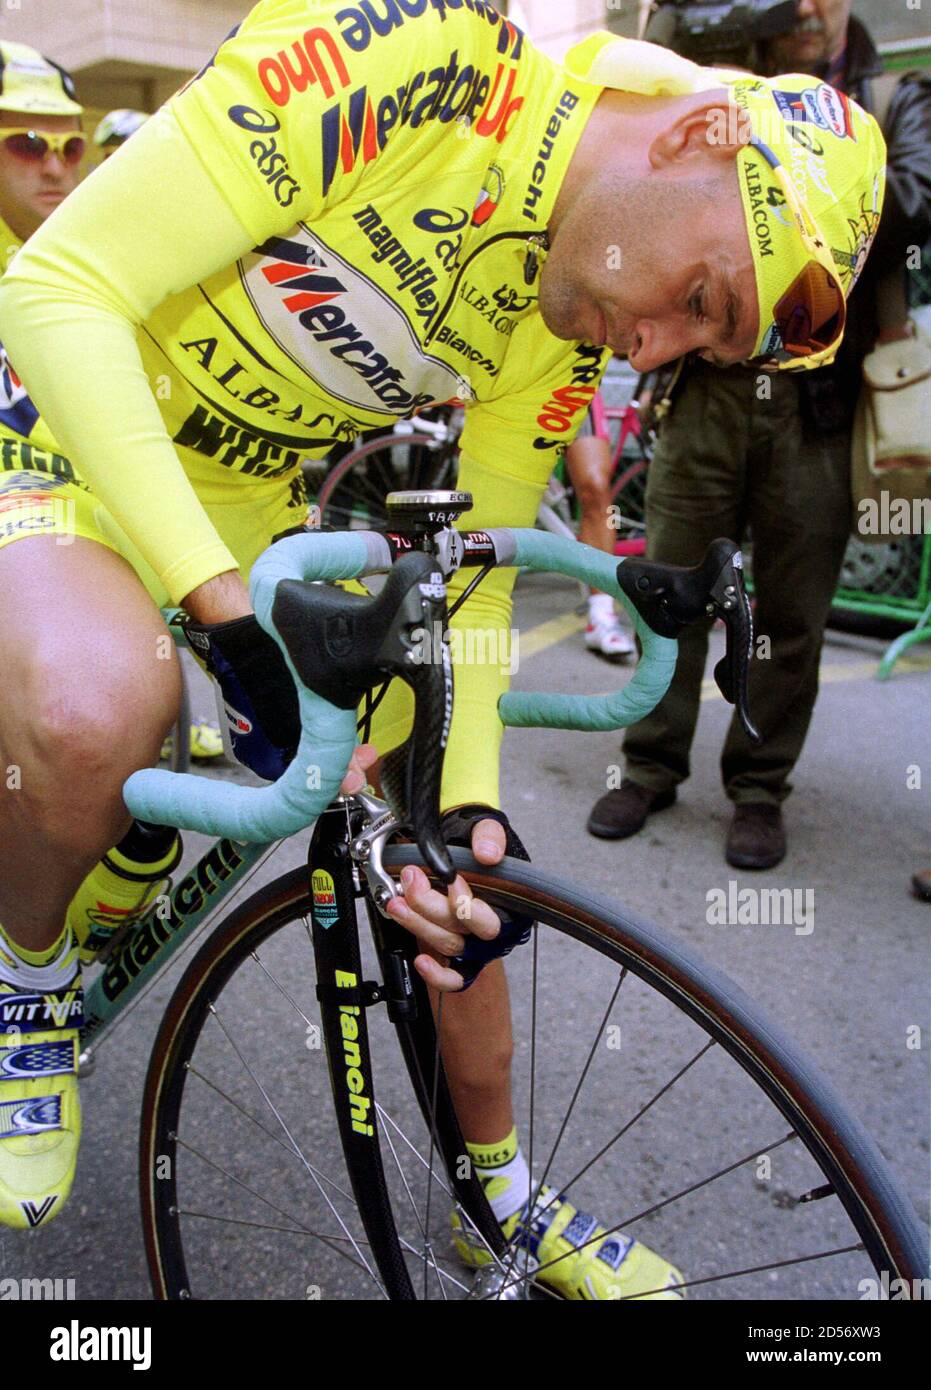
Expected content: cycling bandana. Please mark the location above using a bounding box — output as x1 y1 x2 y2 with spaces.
0 41 82 117
564 33 886 370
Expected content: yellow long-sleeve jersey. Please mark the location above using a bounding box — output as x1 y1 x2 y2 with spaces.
0 0 611 807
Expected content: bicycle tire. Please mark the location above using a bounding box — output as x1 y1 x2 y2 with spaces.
609 456 649 512
140 851 927 1299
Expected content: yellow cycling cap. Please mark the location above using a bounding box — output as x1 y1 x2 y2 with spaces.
564 33 887 371
728 74 885 369
0 40 82 117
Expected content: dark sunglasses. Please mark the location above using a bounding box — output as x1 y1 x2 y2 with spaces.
2 128 86 166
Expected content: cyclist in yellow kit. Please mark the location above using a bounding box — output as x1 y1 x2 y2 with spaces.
0 1 884 1298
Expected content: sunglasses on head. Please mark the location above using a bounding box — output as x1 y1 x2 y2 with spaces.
1 128 86 166
745 138 846 373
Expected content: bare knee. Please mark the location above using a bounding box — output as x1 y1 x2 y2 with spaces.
575 478 609 513
8 650 180 853
0 538 183 860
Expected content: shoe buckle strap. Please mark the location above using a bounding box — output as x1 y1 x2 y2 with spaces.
593 1232 635 1271
516 1188 561 1259
0 989 83 1035
0 1039 76 1081
560 1207 600 1251
0 1093 63 1139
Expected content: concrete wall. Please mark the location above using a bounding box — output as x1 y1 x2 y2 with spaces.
0 0 250 109
2 0 925 117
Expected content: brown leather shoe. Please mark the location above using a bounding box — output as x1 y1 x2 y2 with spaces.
726 803 786 870
911 869 931 902
587 779 676 840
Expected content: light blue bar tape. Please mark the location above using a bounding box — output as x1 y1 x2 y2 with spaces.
124 532 378 840
125 529 676 839
497 530 677 731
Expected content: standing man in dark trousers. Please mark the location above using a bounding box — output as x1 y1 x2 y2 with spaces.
588 0 931 868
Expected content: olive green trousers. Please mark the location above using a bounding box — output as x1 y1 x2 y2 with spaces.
623 361 852 805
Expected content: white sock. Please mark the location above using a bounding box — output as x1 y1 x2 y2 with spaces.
0 926 77 992
474 1147 531 1224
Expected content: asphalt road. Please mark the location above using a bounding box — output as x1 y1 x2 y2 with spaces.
3 573 928 1302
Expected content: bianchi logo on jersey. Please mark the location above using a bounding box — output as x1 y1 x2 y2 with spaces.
239 227 464 416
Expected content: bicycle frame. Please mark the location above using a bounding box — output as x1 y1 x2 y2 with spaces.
81 836 271 1050
80 613 508 1285
304 799 507 1297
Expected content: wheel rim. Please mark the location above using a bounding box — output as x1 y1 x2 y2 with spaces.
141 864 926 1300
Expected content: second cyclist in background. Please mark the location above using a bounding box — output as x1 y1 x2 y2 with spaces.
92 108 148 160
566 398 635 662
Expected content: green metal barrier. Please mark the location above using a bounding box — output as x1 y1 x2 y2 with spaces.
833 534 931 679
831 243 931 679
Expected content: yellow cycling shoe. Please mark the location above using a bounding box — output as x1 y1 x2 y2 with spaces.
453 1185 685 1300
160 720 224 763
0 932 82 1230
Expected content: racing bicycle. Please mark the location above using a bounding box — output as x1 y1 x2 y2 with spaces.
75 492 927 1300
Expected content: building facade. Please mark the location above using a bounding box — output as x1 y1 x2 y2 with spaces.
0 0 926 144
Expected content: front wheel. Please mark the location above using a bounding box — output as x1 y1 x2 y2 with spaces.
315 432 457 533
140 851 927 1300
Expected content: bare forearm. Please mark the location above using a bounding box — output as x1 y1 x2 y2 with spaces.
183 571 252 625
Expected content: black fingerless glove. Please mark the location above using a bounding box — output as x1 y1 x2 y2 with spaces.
184 614 301 781
440 805 535 991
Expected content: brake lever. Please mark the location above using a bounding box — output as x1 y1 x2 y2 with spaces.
616 538 760 745
376 563 456 886
708 550 761 745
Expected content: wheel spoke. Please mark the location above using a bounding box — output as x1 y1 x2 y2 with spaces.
248 948 318 1032
422 992 445 1299
170 1131 378 1286
183 1061 357 1208
502 922 541 1298
532 969 628 1204
612 1244 866 1300
377 1104 508 1275
494 1131 798 1297
206 999 381 1288
558 1039 716 1196
152 863 916 1299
